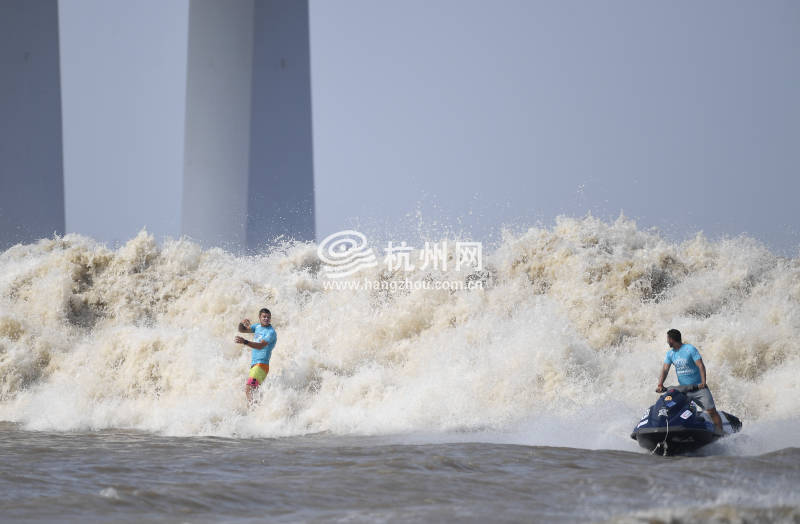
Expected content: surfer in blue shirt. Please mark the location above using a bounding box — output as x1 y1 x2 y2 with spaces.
234 308 277 404
656 329 723 435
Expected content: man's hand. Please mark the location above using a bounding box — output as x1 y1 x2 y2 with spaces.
656 363 670 394
234 336 248 345
698 382 706 389
241 318 251 329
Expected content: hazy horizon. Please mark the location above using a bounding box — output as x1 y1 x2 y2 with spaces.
6 0 799 254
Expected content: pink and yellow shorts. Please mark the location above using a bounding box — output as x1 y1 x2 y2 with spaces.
246 363 269 388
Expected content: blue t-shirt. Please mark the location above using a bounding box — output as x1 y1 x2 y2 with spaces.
664 343 703 385
249 323 277 366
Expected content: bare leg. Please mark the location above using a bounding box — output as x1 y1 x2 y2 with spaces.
707 407 724 435
245 383 255 405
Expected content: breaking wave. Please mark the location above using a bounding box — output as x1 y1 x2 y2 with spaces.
1 216 798 451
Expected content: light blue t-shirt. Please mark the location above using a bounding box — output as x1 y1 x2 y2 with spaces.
250 323 277 366
664 343 703 385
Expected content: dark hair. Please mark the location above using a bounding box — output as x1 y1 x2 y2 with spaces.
259 308 271 316
667 329 682 343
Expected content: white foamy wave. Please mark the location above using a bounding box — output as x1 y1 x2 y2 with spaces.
0 216 798 452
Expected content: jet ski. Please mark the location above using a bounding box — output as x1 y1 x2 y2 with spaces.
631 385 742 456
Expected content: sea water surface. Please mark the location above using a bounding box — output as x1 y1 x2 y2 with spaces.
2 422 799 523
1 217 799 521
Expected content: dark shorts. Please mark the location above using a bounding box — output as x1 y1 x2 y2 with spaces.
686 387 716 410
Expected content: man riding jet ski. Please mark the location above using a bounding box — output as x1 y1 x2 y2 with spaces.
631 384 742 455
631 329 742 455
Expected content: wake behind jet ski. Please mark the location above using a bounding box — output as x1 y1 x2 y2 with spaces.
631 384 742 455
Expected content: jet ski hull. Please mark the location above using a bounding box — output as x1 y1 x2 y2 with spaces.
633 425 719 455
630 386 742 456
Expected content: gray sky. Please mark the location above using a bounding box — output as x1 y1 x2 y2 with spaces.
59 0 188 243
57 1 800 252
309 0 800 252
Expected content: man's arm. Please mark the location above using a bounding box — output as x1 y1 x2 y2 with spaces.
656 363 670 392
233 336 267 349
696 358 707 388
246 329 274 350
